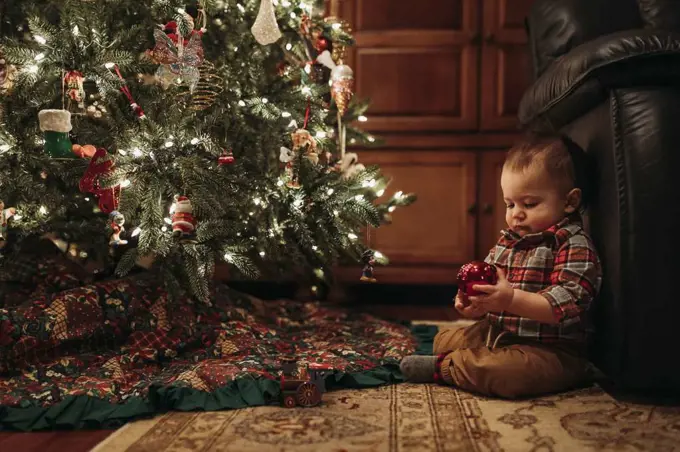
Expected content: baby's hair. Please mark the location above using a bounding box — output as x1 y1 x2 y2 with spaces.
504 132 593 210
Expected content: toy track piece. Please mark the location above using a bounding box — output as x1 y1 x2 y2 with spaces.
296 382 321 407
283 394 296 408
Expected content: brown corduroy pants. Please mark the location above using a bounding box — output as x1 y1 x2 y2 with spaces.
434 318 591 399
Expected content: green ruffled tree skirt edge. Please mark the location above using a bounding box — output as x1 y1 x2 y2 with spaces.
0 323 438 432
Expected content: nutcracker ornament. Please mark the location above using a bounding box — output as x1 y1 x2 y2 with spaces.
64 70 86 115
360 249 377 283
109 211 128 247
0 200 16 252
279 146 298 188
172 195 197 243
456 260 498 303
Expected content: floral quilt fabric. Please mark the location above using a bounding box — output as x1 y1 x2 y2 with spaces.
0 254 416 414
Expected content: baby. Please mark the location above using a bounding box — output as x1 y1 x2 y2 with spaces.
400 133 602 398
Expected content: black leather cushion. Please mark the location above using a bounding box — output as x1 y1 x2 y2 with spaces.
519 30 680 127
638 0 680 30
527 0 643 78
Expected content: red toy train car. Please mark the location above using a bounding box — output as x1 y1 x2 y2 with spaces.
279 359 332 408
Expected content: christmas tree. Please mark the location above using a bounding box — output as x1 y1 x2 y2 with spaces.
0 0 414 300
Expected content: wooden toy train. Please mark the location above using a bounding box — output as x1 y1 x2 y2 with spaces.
279 358 333 408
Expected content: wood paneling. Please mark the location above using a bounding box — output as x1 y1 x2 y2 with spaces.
478 151 508 258
355 47 477 131
480 0 533 130
354 0 465 31
359 150 477 265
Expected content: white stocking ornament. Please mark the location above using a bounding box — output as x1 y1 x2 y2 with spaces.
251 0 282 45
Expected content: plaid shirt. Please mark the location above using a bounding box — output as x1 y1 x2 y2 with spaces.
484 216 602 343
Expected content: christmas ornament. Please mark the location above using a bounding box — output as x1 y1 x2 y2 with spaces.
291 128 318 164
0 200 16 251
148 14 206 92
0 54 17 94
71 144 97 158
109 211 128 247
323 16 352 64
85 93 108 119
64 70 86 115
334 152 365 179
360 249 377 282
176 60 224 111
457 261 498 298
38 109 75 159
314 37 329 53
78 148 121 214
106 64 146 119
251 0 282 45
172 195 197 243
330 64 354 117
218 149 235 166
279 146 299 189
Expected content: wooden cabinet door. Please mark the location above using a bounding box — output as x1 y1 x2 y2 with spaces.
348 150 477 284
478 150 507 258
339 0 480 133
480 0 534 131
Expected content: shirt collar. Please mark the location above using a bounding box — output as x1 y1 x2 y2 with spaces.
500 215 580 247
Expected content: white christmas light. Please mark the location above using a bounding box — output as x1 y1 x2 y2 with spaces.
0 144 10 152
332 23 342 30
312 245 318 251
34 35 46 44
350 138 357 144
238 100 246 107
131 227 142 237
290 11 297 18
327 188 334 195
85 197 90 201
368 136 376 142
358 115 368 122
34 53 45 61
190 138 200 145
120 179 131 188
176 7 185 13
132 148 143 157
315 131 327 139
39 206 47 215
395 191 403 199
374 251 384 259
262 98 269 104
376 189 385 197
165 141 174 148
164 217 172 224
281 111 291 118
333 210 339 216
27 65 39 73
73 25 80 35
293 199 303 208
118 149 127 156
259 251 266 257
253 197 262 205
355 194 364 201
301 86 311 95
348 233 358 240
277 179 285 187
161 226 168 232
304 64 311 74
237 3 245 12
12 214 21 221
224 253 234 262
388 206 396 212
249 211 255 216
282 0 291 6
285 43 292 51
169 203 177 214
104 62 115 69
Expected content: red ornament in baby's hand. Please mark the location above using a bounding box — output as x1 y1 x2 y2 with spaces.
457 261 498 297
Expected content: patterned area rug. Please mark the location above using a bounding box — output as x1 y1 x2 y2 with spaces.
92 382 680 451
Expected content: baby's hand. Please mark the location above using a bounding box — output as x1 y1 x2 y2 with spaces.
454 292 486 318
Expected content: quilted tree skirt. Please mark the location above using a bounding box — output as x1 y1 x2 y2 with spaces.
0 252 432 432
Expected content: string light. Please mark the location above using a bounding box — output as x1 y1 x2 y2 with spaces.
34 53 45 61
224 253 233 262
39 206 47 215
253 197 262 205
190 138 200 145
259 251 266 257
315 131 327 139
132 148 143 158
34 35 46 44
348 233 358 240
376 189 385 197
358 115 368 122
131 227 142 237
238 100 246 107
161 226 168 232
120 179 131 188
285 43 292 50
164 217 172 224
281 111 291 118
327 188 334 195
394 191 403 199
0 145 10 152
388 206 396 212
164 141 174 148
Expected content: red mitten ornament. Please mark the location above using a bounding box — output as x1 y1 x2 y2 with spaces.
79 148 120 214
457 261 497 296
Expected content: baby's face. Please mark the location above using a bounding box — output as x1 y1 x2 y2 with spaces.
501 166 570 236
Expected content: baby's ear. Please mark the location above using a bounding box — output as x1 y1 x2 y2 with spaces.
564 188 582 213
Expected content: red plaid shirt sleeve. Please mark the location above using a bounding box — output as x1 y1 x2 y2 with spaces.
538 234 601 323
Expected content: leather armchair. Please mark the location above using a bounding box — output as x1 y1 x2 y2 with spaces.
519 0 680 394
